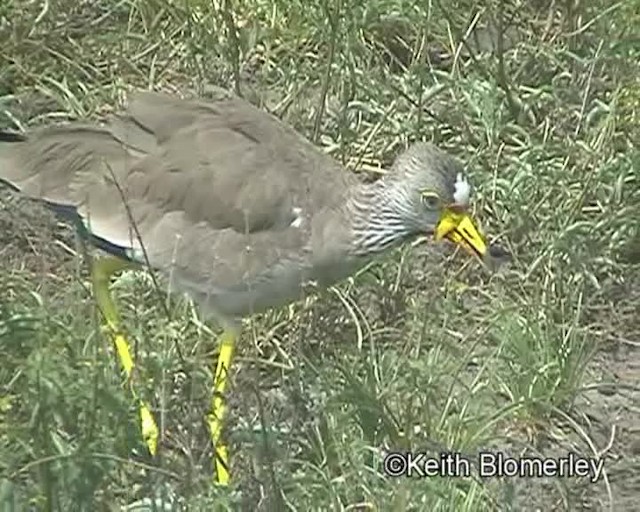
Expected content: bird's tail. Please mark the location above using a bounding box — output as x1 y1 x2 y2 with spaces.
0 131 27 143
0 131 26 192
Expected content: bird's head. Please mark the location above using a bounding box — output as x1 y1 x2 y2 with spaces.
385 142 499 264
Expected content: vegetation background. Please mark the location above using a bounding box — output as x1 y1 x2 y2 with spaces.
0 0 638 510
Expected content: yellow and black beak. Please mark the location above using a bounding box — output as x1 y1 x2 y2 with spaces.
434 207 488 260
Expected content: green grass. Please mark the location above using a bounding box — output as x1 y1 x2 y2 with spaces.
1 0 639 510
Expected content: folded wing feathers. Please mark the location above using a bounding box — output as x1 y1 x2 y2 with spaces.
0 90 355 288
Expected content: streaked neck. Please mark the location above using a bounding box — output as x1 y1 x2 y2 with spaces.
349 181 415 257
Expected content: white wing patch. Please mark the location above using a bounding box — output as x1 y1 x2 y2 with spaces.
454 173 471 205
290 207 304 228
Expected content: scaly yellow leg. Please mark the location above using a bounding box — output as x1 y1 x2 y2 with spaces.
206 328 237 485
91 256 159 456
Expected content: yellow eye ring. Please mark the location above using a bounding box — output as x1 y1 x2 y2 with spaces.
421 191 442 210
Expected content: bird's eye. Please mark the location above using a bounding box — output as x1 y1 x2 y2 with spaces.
421 191 441 210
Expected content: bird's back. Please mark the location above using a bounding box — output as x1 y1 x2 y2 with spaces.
0 89 362 318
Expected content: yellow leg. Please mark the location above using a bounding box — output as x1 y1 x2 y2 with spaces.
207 328 237 486
91 256 159 456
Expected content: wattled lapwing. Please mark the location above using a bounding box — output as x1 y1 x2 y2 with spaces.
0 88 503 485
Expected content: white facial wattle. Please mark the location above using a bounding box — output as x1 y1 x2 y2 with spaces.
454 173 471 205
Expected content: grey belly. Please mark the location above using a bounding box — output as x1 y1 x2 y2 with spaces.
166 255 368 323
167 266 309 322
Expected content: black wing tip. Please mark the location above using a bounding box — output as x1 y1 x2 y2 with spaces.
0 177 20 192
0 131 27 142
